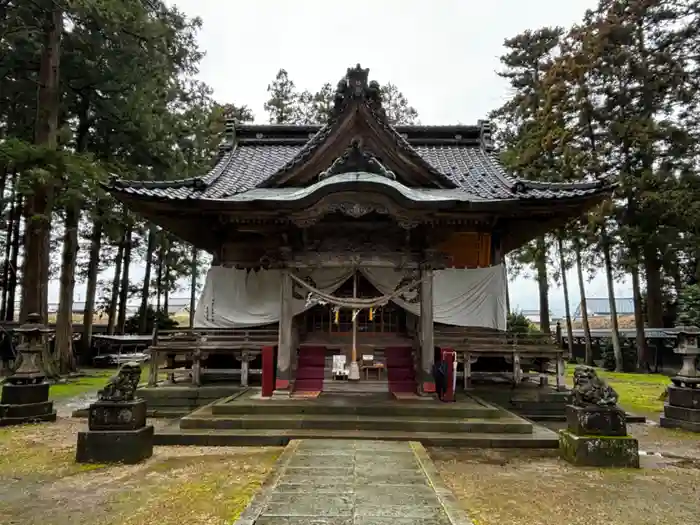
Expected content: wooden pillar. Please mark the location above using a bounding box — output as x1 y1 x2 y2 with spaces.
261 345 275 397
275 269 293 393
420 266 435 394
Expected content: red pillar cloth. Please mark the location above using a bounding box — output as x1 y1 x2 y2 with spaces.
261 345 275 397
441 348 456 402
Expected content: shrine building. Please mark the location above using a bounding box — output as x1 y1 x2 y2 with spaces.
107 65 612 400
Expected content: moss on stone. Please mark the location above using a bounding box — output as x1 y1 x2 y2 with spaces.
559 430 640 468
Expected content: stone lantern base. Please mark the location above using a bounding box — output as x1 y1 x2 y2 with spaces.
0 379 57 427
660 377 700 433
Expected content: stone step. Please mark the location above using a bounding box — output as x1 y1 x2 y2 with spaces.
210 400 501 419
154 425 559 448
323 381 390 394
180 409 533 434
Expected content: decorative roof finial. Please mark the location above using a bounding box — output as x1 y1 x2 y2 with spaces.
347 64 370 97
331 64 386 120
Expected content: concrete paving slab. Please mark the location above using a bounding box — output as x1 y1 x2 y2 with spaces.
233 439 474 525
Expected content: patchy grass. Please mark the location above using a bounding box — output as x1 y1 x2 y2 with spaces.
0 423 103 481
0 418 281 525
105 453 276 525
49 370 114 400
565 365 668 418
48 365 157 400
432 447 700 525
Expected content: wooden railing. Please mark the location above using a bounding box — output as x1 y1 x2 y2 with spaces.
407 325 566 390
148 327 280 387
433 329 564 389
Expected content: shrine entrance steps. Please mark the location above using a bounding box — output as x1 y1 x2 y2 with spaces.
154 389 559 448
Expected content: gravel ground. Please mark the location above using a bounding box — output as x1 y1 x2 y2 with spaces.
0 417 282 525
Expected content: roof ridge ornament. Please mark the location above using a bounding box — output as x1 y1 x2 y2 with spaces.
477 119 494 151
331 64 386 120
318 139 396 181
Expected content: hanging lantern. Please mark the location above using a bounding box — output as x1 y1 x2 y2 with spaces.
334 308 339 324
369 307 374 321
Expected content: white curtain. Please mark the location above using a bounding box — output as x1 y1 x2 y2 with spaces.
195 264 507 330
361 266 507 330
194 266 352 328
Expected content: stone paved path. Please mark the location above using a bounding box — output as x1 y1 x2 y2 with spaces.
235 439 472 525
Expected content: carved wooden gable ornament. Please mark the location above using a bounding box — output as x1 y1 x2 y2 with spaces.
261 64 456 189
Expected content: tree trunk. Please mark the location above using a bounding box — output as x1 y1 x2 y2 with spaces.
54 203 79 374
0 165 7 319
1 172 17 320
534 237 550 334
574 242 593 365
162 238 171 315
189 245 197 328
631 262 651 371
116 225 133 334
139 225 157 332
80 216 102 363
556 236 575 360
21 5 63 323
6 194 22 321
643 244 664 328
601 226 623 372
504 258 511 314
164 264 170 316
106 238 125 335
156 235 164 312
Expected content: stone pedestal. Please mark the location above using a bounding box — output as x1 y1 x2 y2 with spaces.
660 380 700 432
559 366 639 468
76 363 153 464
565 405 627 436
76 425 154 464
0 314 56 427
660 326 700 433
559 431 640 468
348 360 360 381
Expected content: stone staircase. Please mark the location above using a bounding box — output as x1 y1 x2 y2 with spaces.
154 390 559 448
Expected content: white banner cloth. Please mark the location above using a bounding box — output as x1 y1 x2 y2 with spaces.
194 264 507 330
360 266 507 330
194 266 352 328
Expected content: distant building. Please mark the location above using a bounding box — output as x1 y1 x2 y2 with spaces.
573 297 634 319
519 309 555 329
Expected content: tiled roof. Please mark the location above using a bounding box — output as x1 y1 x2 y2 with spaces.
109 124 610 202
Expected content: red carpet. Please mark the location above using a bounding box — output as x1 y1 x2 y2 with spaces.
294 346 326 392
384 346 416 394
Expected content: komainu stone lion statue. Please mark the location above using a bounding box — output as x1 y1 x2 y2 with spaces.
97 362 142 403
571 365 619 407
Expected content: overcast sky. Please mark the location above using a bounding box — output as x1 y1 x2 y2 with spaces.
53 0 633 315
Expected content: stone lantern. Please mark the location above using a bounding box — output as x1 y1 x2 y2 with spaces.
660 325 700 432
0 313 57 426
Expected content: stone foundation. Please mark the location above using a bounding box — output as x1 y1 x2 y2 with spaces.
76 425 154 464
76 397 153 464
559 430 640 468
